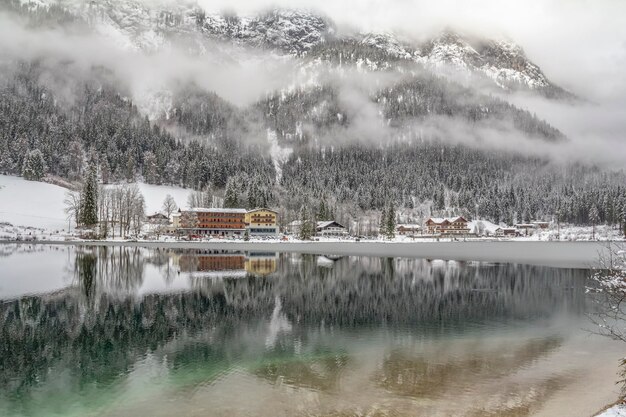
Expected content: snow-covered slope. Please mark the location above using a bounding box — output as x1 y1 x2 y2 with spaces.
0 175 193 231
0 175 69 231
134 183 193 216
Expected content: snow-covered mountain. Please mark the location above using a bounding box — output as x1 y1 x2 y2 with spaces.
12 0 568 97
2 0 624 231
415 32 564 96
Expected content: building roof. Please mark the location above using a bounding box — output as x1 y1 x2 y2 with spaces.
397 224 421 228
147 212 168 219
289 220 346 229
427 216 467 224
247 208 278 214
316 221 345 229
188 208 248 214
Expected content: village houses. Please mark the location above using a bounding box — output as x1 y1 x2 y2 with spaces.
177 207 279 238
425 216 470 235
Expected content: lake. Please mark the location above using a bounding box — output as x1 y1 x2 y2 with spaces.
0 244 623 417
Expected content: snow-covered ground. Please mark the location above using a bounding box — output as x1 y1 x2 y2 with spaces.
131 182 193 216
0 175 194 239
514 224 623 242
0 174 68 231
597 404 626 417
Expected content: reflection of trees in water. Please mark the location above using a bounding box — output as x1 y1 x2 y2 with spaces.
92 246 145 294
271 256 588 325
75 251 97 301
71 246 146 297
0 243 63 258
0 248 589 406
143 248 177 284
0 290 275 402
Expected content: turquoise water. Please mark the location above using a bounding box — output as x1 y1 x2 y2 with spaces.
0 244 622 416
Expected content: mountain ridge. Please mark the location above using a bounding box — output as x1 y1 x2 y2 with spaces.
8 0 572 98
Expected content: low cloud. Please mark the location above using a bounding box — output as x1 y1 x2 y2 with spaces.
1 1 625 168
0 12 301 109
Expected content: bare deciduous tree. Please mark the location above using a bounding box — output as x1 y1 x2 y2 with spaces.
64 191 81 230
162 194 178 219
587 242 626 391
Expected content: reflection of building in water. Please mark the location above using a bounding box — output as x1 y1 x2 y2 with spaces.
175 250 278 278
177 250 247 278
245 252 278 276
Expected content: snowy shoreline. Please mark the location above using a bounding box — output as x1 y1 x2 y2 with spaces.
1 239 615 268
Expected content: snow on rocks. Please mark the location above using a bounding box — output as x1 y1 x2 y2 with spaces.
597 404 626 417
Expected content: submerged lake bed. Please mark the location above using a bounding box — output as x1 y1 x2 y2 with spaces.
0 244 623 417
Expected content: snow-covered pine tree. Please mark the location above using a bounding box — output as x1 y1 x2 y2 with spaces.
125 154 135 182
386 203 396 239
143 151 158 184
620 198 626 238
79 164 99 228
67 140 84 181
379 207 387 238
224 178 239 208
22 149 46 181
317 200 326 221
0 152 15 175
247 181 258 209
299 206 314 240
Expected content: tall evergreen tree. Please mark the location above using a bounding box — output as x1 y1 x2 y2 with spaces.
620 198 626 238
299 206 314 240
224 179 239 208
79 164 99 228
22 149 46 181
386 203 396 239
317 199 328 221
247 181 258 209
379 207 387 237
0 151 15 175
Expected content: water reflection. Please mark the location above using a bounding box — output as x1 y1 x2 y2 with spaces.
0 244 618 417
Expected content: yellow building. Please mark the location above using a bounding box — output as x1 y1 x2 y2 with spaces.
245 208 279 237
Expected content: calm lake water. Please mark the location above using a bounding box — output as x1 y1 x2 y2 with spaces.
0 244 623 417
